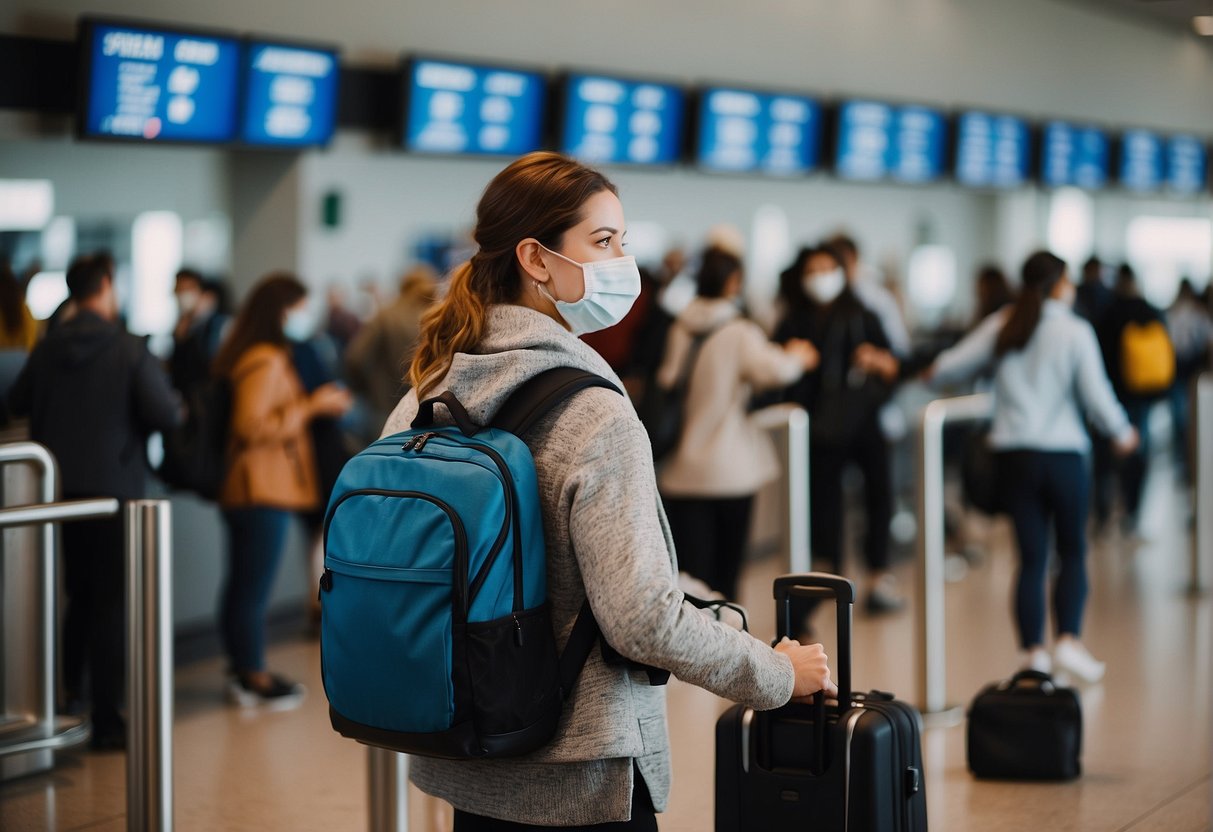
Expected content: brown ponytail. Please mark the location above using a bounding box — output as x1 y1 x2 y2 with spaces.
995 250 1067 357
409 152 618 397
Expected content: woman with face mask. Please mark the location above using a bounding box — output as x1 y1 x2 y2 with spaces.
773 244 904 616
382 153 836 830
657 246 818 601
927 251 1138 682
212 273 353 707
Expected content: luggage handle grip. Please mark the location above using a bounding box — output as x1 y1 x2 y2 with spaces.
413 391 480 437
773 573 853 704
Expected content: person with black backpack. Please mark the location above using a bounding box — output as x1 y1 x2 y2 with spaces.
927 251 1139 682
375 152 836 830
657 247 816 601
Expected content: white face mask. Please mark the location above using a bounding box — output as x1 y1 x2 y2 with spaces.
537 244 642 335
803 268 846 305
283 308 314 342
176 290 200 316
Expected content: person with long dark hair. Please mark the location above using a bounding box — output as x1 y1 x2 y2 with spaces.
927 251 1138 681
383 152 835 830
774 244 904 615
213 273 352 707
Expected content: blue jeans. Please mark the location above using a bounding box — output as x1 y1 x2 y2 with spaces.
997 451 1090 650
220 507 292 674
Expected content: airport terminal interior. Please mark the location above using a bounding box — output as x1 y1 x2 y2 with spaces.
1 0 1213 830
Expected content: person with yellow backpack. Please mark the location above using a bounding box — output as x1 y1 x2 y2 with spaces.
1096 264 1175 536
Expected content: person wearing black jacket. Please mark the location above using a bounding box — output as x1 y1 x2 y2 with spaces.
1095 264 1173 533
8 254 182 750
773 244 903 614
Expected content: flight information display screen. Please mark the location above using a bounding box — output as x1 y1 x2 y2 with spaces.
954 111 1030 189
559 73 685 166
1167 135 1207 195
695 87 823 175
80 19 241 143
1118 129 1165 193
834 100 947 183
241 41 339 147
402 58 546 156
1042 121 1110 190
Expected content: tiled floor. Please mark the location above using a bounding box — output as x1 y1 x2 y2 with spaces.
2 462 1210 831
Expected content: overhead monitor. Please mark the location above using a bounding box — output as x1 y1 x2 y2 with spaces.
78 17 241 143
402 57 547 156
241 39 340 147
1118 129 1165 193
1041 121 1110 190
694 86 823 176
954 111 1031 189
559 73 686 166
834 100 947 184
1166 135 1207 195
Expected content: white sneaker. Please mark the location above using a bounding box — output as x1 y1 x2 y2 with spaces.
226 674 307 711
1021 648 1052 675
1053 639 1105 684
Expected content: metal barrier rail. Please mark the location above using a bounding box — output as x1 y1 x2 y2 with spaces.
751 404 811 574
0 443 173 831
1193 373 1213 593
368 747 408 832
915 394 993 722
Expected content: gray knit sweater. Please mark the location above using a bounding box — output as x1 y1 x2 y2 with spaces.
382 304 795 825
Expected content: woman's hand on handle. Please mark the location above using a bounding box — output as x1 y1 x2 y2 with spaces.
775 637 838 702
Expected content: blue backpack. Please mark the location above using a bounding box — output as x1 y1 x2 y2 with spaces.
319 368 623 759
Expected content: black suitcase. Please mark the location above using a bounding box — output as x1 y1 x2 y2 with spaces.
967 670 1081 780
715 573 928 831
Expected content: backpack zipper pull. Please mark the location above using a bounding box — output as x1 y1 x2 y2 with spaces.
317 568 333 600
513 615 524 647
413 432 436 452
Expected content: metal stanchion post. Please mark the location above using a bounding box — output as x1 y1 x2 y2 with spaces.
1193 374 1213 594
126 500 173 832
915 394 992 725
368 746 408 832
787 407 811 574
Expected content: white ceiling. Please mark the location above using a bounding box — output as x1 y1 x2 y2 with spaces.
1061 0 1213 30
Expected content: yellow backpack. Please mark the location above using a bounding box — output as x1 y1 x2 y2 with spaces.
1120 320 1175 395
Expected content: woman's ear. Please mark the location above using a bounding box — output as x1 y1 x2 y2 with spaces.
516 239 550 285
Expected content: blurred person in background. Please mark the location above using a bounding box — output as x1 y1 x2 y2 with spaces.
927 251 1137 681
1166 278 1213 480
827 233 910 359
324 283 363 359
657 247 817 600
0 258 39 350
774 244 904 615
8 253 182 749
1095 263 1174 536
212 273 352 708
1074 255 1112 325
973 264 1015 329
169 268 229 397
345 264 440 438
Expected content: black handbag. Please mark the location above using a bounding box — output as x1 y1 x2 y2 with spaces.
809 314 890 447
967 670 1082 780
638 324 718 461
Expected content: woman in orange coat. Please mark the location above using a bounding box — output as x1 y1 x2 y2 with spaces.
212 273 351 707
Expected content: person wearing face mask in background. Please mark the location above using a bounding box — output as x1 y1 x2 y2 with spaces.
212 273 352 707
773 244 905 617
169 268 230 400
657 247 817 601
926 252 1138 681
382 153 836 830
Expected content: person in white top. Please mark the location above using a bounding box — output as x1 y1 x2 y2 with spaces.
657 247 818 600
927 251 1139 682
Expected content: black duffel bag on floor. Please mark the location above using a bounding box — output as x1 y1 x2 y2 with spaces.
967 670 1082 780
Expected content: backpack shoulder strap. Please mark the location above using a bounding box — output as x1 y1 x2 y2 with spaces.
491 367 621 437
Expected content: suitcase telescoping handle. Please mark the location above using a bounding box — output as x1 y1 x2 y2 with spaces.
773 573 854 704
